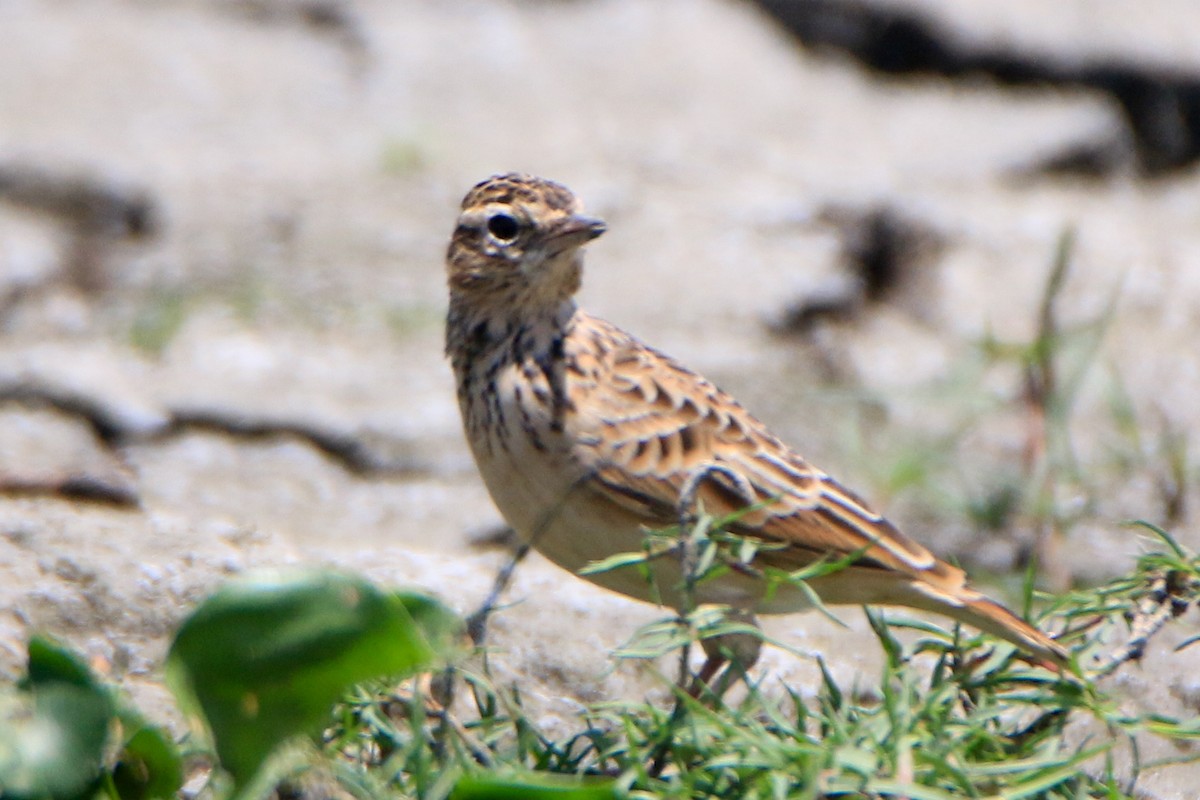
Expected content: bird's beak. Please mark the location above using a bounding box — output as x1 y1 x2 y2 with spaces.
547 214 607 252
567 214 607 240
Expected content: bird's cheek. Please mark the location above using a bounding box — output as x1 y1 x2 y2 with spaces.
518 256 543 280
520 251 559 286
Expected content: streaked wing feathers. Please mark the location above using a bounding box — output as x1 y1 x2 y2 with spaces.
568 315 963 591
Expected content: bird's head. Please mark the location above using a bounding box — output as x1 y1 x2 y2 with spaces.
446 173 606 313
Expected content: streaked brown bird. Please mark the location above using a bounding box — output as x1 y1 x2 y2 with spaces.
445 173 1068 672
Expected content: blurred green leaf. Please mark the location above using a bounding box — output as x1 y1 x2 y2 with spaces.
22 634 97 690
109 724 184 800
166 569 463 786
0 636 113 800
2 636 181 800
450 774 621 800
0 683 111 800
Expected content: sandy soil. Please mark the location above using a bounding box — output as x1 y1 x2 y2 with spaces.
3 1 1200 795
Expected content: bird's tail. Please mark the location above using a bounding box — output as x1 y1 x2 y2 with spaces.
907 581 1070 670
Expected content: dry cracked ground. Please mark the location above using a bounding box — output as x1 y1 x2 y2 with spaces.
3 0 1200 795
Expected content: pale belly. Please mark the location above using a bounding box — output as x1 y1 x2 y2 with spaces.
473 434 815 615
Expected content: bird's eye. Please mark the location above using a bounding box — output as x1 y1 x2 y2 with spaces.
486 213 521 241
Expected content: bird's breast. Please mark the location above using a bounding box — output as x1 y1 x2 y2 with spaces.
459 352 587 534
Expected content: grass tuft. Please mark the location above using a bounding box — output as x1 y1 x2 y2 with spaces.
320 519 1200 800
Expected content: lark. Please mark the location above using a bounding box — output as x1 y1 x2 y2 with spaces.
445 173 1069 671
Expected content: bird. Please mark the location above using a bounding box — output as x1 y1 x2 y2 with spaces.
444 173 1069 673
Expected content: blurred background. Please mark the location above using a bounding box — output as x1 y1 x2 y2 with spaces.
2 0 1200 787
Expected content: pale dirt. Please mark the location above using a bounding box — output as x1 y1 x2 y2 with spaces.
2 1 1200 795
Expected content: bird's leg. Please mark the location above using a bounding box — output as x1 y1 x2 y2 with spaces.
651 607 763 778
689 608 763 700
431 539 533 720
673 467 711 692
433 539 534 722
465 539 531 646
675 464 763 696
672 464 761 696
466 480 589 645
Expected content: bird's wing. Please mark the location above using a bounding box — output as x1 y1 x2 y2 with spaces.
562 314 1069 669
563 314 962 590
